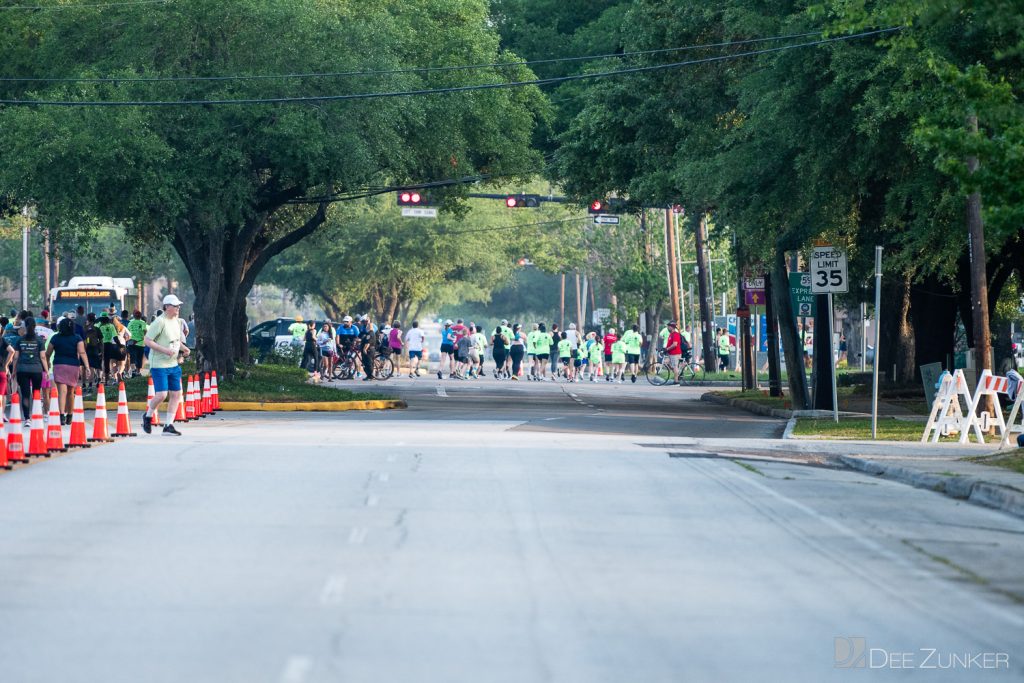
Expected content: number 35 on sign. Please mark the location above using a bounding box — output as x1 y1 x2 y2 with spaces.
811 244 848 294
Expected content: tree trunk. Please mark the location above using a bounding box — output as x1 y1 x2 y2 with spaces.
879 272 915 384
910 274 958 372
764 271 783 397
812 294 833 410
772 245 808 409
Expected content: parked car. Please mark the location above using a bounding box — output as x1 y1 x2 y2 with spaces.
249 318 328 357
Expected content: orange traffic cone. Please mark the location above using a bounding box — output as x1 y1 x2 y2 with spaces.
194 374 204 418
46 388 67 453
6 394 26 463
27 390 48 457
89 385 114 443
175 391 186 423
67 387 91 449
185 375 196 421
112 381 137 437
201 373 211 416
146 377 162 426
0 419 9 470
211 371 220 411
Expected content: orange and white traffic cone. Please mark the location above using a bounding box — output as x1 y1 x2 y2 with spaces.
27 390 48 457
202 373 211 416
211 371 220 411
146 377 162 426
184 375 196 421
112 381 137 437
89 385 114 443
67 387 91 449
175 390 186 423
6 394 26 463
0 420 9 470
46 387 67 453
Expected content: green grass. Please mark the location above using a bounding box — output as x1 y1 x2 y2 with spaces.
965 450 1024 475
792 417 946 441
714 390 791 410
89 363 387 403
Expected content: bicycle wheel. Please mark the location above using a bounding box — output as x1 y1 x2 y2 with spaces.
646 362 674 386
680 362 705 385
374 357 394 380
334 361 353 380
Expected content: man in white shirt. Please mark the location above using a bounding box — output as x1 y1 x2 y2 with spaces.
404 321 426 377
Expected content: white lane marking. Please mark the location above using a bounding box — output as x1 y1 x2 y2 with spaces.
717 463 1024 628
319 575 347 605
436 386 448 397
348 527 368 545
366 494 379 507
378 472 390 483
280 656 313 683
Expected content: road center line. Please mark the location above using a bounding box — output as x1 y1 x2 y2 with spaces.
436 386 448 398
279 656 313 683
319 575 347 605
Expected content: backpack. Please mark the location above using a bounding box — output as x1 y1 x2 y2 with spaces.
85 325 102 351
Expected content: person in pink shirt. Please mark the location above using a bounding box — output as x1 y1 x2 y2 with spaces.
388 321 404 375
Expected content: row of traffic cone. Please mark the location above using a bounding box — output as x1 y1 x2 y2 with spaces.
0 372 221 469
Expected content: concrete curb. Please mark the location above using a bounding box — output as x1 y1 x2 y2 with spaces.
836 455 1024 520
85 400 407 412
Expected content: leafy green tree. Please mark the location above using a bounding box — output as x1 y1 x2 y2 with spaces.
0 0 544 373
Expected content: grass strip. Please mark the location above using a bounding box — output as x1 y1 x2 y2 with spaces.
964 450 1024 475
87 363 387 403
791 416 956 441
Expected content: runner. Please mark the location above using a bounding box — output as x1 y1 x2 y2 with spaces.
404 321 426 377
557 331 573 381
472 325 488 378
455 332 473 380
438 320 457 379
534 323 551 381
500 319 514 378
586 332 604 382
622 324 643 383
610 335 627 383
508 323 526 380
142 295 189 436
491 325 509 379
549 323 560 377
526 323 539 380
602 327 617 382
126 310 148 377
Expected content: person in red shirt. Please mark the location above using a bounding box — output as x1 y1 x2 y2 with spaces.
602 327 618 380
663 321 683 381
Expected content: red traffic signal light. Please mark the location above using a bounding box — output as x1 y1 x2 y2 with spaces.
506 194 541 208
588 200 607 214
397 191 434 206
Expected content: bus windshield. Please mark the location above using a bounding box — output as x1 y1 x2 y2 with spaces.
51 289 121 319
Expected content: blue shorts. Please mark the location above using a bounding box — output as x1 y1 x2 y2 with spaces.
409 350 423 359
151 365 183 393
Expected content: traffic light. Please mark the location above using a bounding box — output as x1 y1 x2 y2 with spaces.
505 194 540 208
397 190 433 206
588 199 608 214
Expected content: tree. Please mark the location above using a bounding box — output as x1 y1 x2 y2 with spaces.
0 0 544 374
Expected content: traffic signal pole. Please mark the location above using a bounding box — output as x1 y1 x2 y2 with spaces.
665 209 681 323
695 213 715 368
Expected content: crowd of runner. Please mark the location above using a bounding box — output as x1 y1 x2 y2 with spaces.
292 314 696 383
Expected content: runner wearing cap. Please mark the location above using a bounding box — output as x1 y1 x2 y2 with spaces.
142 294 189 436
438 320 457 379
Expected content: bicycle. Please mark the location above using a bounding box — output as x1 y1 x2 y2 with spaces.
645 353 705 386
373 355 394 380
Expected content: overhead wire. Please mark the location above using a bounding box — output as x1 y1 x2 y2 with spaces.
0 27 903 106
0 0 171 10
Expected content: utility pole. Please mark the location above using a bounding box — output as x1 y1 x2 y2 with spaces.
560 274 566 329
21 206 31 310
695 213 715 367
966 113 993 420
665 209 680 322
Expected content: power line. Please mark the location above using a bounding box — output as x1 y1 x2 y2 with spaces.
0 0 170 10
0 30 825 84
426 216 586 237
0 27 903 106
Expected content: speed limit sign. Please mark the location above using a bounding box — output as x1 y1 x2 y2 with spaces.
810 244 848 294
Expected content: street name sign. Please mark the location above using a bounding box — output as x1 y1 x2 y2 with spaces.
810 244 849 294
593 215 620 225
742 277 765 290
401 207 438 218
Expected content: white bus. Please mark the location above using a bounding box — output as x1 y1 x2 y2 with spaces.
48 276 135 319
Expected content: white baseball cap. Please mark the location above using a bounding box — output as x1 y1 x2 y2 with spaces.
162 294 183 307
342 315 353 323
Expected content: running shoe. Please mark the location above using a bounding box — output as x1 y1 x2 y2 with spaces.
162 424 182 436
631 374 637 383
437 370 443 379
142 412 152 434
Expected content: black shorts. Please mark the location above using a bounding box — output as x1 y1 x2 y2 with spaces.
537 353 549 360
440 344 454 354
560 357 570 366
573 359 582 367
604 353 612 363
626 353 640 364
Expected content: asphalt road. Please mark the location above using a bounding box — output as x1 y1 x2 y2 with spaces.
0 379 1021 682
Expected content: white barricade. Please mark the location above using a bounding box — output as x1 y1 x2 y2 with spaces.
961 369 1008 444
999 371 1024 449
922 370 974 443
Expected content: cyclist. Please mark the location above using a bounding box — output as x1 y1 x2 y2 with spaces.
663 321 684 382
335 316 359 378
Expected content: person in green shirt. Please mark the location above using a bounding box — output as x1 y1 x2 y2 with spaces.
621 324 644 383
526 323 539 380
472 326 488 378
586 333 604 382
557 332 574 382
288 316 306 347
658 324 671 352
610 338 627 383
125 310 148 377
533 323 552 381
717 328 733 372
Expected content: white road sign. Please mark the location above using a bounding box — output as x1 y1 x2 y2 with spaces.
810 245 848 294
401 207 438 218
742 277 765 290
593 215 620 225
